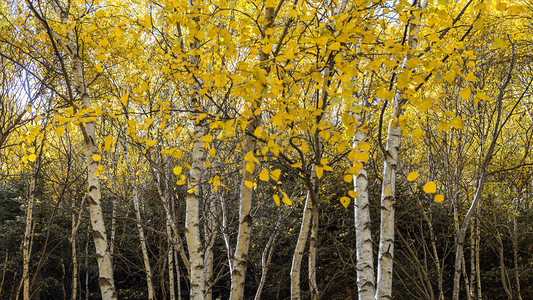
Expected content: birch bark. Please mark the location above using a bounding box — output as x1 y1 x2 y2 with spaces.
375 1 427 298
184 3 208 298
290 166 316 300
352 113 375 299
229 5 275 299
28 2 118 297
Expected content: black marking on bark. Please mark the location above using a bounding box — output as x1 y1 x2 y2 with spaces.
243 214 252 225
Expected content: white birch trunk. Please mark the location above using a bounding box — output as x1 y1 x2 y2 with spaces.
290 167 316 300
375 2 426 298
375 106 402 300
38 3 117 298
185 114 207 300
254 215 283 300
352 114 375 299
110 167 117 259
290 192 313 300
308 199 319 300
204 197 217 300
230 6 274 299
184 3 208 297
168 227 176 300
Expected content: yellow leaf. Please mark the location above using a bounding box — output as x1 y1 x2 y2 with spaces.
434 194 445 203
343 174 353 182
55 127 65 137
359 151 369 163
188 188 197 194
259 169 269 181
291 162 302 168
28 154 37 162
282 196 292 205
146 140 157 147
173 166 183 175
450 117 463 129
358 142 370 151
465 72 478 82
119 93 129 106
261 43 272 54
202 134 213 143
244 151 255 162
316 166 324 179
145 118 154 126
412 128 424 138
385 188 391 197
254 126 263 138
492 38 506 49
438 121 450 132
104 136 114 151
330 41 341 51
244 180 254 189
348 190 357 198
340 196 351 208
423 181 437 194
92 154 102 162
208 148 216 158
176 175 186 185
405 57 419 68
443 72 456 83
407 172 419 181
245 162 255 173
271 169 281 181
273 194 281 206
459 88 471 100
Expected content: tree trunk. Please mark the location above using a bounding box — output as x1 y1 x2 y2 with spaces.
184 116 207 300
495 227 512 299
375 1 427 298
85 232 89 300
36 3 118 297
308 201 319 300
168 238 176 300
290 168 316 300
254 215 283 300
184 3 208 298
204 197 217 300
353 113 375 299
230 5 274 299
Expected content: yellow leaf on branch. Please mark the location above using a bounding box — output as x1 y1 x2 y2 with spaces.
423 181 437 194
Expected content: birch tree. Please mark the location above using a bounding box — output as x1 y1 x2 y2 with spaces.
25 1 117 298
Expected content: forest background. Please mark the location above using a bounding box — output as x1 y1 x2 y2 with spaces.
1 0 533 299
